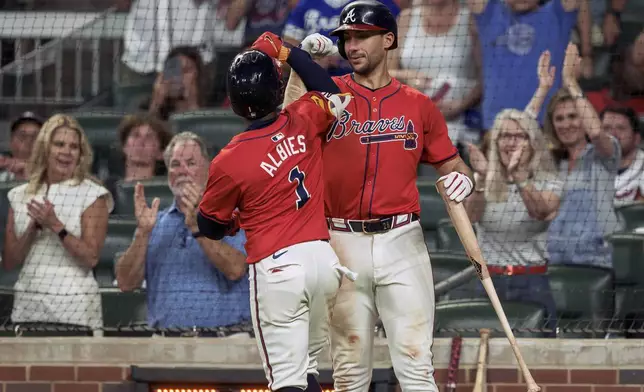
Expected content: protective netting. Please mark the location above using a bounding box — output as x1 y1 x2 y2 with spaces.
0 0 643 338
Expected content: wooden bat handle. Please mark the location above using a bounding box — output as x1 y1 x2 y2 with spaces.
435 181 541 392
472 328 490 392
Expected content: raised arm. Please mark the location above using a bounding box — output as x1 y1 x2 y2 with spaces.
562 43 615 159
524 50 555 119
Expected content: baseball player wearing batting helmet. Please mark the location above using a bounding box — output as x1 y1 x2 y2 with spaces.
197 34 356 392
280 1 476 391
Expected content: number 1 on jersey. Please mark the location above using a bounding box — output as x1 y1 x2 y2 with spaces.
289 166 311 209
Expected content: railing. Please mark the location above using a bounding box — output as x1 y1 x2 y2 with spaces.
0 8 126 105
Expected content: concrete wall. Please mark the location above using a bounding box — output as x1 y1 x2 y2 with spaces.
1 337 644 391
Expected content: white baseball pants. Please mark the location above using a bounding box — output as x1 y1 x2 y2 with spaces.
329 221 438 392
249 240 342 391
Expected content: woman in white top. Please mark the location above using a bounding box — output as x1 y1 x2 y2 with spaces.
2 114 113 335
464 51 561 336
388 0 482 145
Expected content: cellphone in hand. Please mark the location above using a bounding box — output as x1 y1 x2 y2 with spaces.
163 56 184 97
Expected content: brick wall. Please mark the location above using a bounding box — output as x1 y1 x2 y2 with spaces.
432 368 644 392
2 365 644 392
1 338 643 392
0 365 131 392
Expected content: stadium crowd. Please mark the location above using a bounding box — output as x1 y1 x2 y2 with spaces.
0 0 643 339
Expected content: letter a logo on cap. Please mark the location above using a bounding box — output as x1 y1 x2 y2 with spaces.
344 8 357 23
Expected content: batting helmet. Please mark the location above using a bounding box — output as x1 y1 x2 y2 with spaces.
226 50 283 120
329 0 398 59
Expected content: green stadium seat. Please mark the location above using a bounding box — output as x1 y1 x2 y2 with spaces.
430 251 477 301
434 299 546 338
423 230 438 252
436 218 465 252
170 109 246 151
547 265 614 338
417 179 448 231
96 218 137 288
113 177 174 216
101 289 150 336
615 203 644 231
606 232 644 286
113 83 153 111
73 110 127 149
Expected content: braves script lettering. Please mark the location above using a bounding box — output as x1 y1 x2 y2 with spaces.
327 113 419 150
260 135 307 177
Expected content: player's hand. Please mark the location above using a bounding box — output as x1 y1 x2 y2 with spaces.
438 172 473 203
250 32 290 62
300 33 338 59
134 183 160 235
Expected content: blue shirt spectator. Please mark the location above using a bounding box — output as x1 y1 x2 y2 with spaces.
471 0 579 130
283 0 402 76
145 201 250 328
115 132 250 331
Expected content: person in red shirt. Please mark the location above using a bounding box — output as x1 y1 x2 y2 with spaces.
197 35 354 392
279 1 475 391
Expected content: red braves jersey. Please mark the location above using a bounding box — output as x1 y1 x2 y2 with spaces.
199 91 344 264
323 75 458 220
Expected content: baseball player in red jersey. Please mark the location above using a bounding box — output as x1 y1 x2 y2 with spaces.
282 1 475 391
197 33 355 392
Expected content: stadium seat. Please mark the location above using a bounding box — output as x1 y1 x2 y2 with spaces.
113 177 174 216
547 265 614 338
423 230 438 251
434 299 546 338
430 250 477 301
73 110 127 149
417 179 448 231
169 109 246 152
112 83 153 111
615 203 644 231
96 218 137 288
101 289 150 336
436 218 465 252
606 232 644 286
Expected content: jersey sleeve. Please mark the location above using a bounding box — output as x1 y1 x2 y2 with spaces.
197 158 241 240
420 96 459 165
286 91 351 136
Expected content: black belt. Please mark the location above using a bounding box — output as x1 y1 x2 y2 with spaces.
327 213 419 234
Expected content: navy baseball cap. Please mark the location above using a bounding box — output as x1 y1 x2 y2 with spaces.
10 111 44 133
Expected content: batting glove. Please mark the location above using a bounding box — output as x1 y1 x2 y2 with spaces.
300 33 339 59
438 172 473 203
250 32 291 62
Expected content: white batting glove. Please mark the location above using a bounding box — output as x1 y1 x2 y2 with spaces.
438 172 473 203
300 33 338 59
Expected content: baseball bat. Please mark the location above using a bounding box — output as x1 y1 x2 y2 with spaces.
435 180 541 392
446 335 463 392
472 328 490 392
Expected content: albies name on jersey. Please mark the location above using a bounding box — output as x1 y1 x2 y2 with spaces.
260 134 307 178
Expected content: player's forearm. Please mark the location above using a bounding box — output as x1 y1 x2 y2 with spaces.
196 238 248 281
115 230 149 292
283 71 306 107
286 46 340 93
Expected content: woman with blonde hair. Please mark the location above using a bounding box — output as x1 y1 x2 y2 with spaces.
465 51 562 336
543 43 623 269
2 114 113 336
